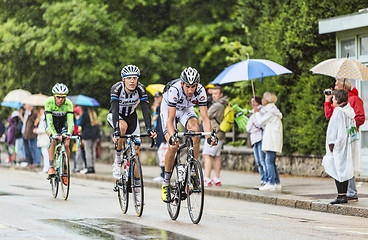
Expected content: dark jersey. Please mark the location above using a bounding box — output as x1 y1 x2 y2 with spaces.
109 81 151 131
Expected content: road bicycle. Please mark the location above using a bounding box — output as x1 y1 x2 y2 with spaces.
48 135 80 200
167 129 217 224
113 133 155 217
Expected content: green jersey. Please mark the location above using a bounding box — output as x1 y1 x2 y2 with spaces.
44 96 74 136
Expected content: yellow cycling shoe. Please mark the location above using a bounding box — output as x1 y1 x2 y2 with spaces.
161 184 171 203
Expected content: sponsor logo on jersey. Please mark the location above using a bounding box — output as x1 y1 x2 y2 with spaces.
200 96 205 101
173 97 177 102
192 100 199 104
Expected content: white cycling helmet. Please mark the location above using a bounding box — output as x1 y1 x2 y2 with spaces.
121 65 140 77
180 67 200 85
52 83 69 95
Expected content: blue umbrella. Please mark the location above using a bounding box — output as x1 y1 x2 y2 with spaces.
1 101 23 109
212 58 292 96
67 95 100 107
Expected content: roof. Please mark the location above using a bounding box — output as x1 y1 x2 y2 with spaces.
319 9 368 34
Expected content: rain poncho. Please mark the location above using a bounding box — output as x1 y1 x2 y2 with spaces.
322 103 361 182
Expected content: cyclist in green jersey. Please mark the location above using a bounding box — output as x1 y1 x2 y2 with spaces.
44 83 74 177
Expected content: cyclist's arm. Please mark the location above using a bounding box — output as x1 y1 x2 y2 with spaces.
110 82 122 131
167 106 177 137
140 100 152 130
66 112 74 135
44 98 57 137
199 105 211 134
45 111 57 136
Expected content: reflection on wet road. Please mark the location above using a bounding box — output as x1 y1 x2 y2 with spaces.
43 218 195 240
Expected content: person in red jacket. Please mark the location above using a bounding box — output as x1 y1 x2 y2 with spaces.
324 78 365 202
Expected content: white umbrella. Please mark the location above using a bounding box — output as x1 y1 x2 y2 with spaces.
22 93 49 106
3 89 32 102
212 58 292 96
310 57 368 81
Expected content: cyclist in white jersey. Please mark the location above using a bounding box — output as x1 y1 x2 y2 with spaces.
160 67 217 202
107 65 157 179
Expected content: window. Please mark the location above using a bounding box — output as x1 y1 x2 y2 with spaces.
341 39 356 57
360 36 368 56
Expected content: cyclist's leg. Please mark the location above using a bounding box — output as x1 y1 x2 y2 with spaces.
182 109 200 159
160 107 179 202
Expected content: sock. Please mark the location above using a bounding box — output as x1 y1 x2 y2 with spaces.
163 171 171 185
115 150 122 164
49 160 54 168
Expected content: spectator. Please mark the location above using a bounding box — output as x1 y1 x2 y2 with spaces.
23 104 41 168
0 119 6 163
14 107 26 164
33 107 49 173
246 96 267 189
322 89 360 204
72 105 83 172
76 107 100 174
152 91 167 183
205 84 215 108
324 78 364 202
253 92 283 191
6 114 17 164
203 86 228 187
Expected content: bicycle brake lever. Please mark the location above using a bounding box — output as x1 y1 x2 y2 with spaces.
150 137 156 148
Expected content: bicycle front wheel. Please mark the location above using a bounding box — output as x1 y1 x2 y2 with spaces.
60 152 70 200
186 158 204 224
50 175 58 198
131 156 144 217
167 163 181 220
50 152 59 198
117 163 129 214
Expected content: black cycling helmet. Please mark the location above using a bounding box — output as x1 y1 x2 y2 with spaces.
180 67 200 85
52 83 69 95
121 65 140 77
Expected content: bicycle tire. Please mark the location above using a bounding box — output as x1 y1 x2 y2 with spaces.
186 158 204 224
167 162 181 220
117 163 129 214
60 152 70 200
131 156 144 217
50 152 59 198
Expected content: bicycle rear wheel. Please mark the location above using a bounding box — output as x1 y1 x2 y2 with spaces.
131 156 144 217
186 158 204 224
117 163 129 214
60 152 70 200
167 163 181 220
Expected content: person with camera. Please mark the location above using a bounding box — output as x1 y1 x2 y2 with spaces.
324 78 365 202
322 89 360 204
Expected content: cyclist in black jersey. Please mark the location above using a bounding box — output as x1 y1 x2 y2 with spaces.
107 65 157 179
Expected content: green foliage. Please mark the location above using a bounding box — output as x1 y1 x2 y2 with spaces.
0 0 366 154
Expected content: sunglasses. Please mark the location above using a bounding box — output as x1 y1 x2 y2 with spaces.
125 76 139 81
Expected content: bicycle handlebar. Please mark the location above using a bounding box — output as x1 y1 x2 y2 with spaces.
48 135 81 148
173 128 217 144
115 133 156 148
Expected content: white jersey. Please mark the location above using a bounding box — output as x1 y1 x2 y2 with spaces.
162 81 207 111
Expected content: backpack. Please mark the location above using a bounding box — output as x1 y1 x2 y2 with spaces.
163 78 180 93
219 104 234 132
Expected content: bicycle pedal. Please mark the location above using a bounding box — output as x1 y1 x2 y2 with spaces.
113 185 118 192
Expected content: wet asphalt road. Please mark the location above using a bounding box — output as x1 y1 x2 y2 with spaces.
1 168 368 240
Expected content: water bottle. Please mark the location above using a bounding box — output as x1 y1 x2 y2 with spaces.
177 165 184 182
